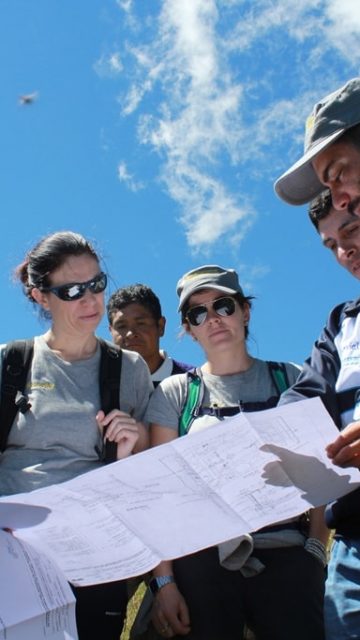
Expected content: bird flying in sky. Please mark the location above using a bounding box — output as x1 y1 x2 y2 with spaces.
19 91 38 105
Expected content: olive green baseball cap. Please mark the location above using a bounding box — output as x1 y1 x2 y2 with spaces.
177 265 243 311
275 78 360 205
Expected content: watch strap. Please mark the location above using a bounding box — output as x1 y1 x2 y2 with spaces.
149 575 175 594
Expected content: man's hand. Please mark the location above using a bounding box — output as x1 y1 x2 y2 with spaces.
152 582 191 637
326 420 360 468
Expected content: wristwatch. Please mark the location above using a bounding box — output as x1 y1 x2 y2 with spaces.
149 575 175 594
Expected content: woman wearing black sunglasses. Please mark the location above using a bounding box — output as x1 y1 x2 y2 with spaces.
143 265 328 640
0 230 153 640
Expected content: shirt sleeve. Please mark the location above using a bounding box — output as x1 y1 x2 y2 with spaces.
278 304 343 427
119 350 153 422
145 373 187 431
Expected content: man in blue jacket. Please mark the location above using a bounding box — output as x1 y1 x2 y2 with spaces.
278 188 360 639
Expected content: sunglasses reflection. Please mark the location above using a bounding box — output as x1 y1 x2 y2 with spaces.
186 297 236 327
43 273 107 301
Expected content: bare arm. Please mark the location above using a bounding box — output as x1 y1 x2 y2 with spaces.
308 506 330 546
149 423 191 636
304 506 330 566
151 560 191 637
150 423 178 447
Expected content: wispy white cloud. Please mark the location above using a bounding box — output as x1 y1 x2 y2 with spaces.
237 263 271 294
121 0 249 249
94 51 123 77
118 78 153 116
219 0 360 176
116 0 132 12
107 0 360 251
117 161 144 192
325 0 360 58
163 162 255 249
225 0 360 73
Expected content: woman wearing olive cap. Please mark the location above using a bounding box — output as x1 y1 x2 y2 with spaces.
143 265 328 640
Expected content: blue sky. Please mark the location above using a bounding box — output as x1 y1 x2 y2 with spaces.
1 0 360 368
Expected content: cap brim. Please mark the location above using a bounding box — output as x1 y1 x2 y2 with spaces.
178 284 239 312
274 128 346 206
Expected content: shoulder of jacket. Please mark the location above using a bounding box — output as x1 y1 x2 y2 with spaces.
327 300 357 328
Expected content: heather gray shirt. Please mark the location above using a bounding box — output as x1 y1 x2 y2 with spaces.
145 358 301 433
146 359 306 552
0 335 152 495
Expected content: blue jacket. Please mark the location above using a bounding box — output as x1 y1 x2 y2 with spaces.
279 298 360 536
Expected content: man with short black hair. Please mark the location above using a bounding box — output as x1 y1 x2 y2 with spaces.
275 77 360 212
107 284 193 387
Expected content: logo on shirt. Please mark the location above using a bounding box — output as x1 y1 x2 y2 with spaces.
28 381 55 390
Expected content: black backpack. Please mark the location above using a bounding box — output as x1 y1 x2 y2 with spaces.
0 338 122 463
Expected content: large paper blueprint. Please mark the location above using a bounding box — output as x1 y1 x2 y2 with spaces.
0 528 77 640
1 397 359 586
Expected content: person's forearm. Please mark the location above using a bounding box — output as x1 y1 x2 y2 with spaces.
133 422 149 453
303 506 330 566
152 560 174 578
308 506 330 545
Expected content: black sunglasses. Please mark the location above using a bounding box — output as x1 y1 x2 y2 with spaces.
43 272 107 301
186 296 236 327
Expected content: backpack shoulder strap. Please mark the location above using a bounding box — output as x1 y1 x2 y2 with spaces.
0 338 34 452
178 362 291 436
266 361 290 395
98 338 123 463
178 368 204 436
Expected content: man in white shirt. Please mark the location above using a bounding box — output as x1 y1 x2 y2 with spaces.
107 284 193 387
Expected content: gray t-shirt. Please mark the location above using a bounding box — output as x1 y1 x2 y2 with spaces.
0 335 152 496
146 358 304 560
145 358 300 433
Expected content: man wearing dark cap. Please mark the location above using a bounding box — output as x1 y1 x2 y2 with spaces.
274 80 360 635
275 77 360 211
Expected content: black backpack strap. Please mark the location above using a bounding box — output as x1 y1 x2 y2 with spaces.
267 361 290 395
98 338 122 464
0 338 34 452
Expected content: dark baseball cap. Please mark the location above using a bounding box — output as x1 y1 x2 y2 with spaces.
177 265 244 311
275 78 360 205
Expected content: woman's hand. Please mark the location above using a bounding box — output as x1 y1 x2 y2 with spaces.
326 420 360 468
96 409 148 459
152 582 191 637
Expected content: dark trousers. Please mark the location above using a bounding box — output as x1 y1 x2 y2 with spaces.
71 580 128 640
173 545 325 640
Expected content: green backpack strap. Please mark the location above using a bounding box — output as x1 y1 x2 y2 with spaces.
179 362 290 437
178 369 204 436
267 361 290 395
